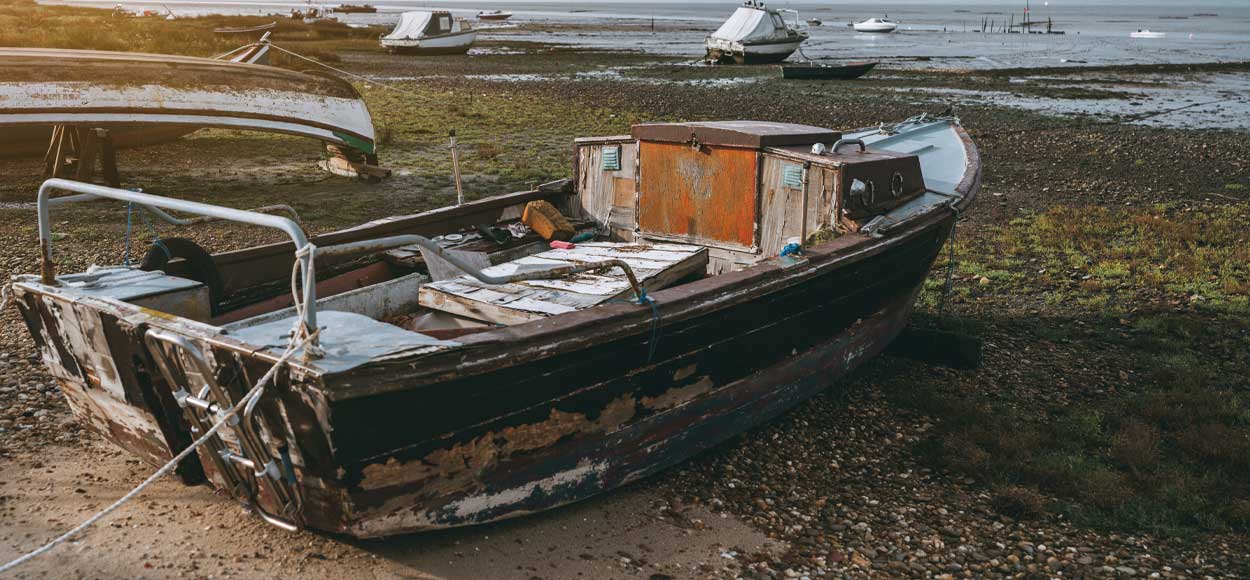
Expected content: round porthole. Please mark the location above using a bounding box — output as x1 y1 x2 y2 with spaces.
891 172 905 198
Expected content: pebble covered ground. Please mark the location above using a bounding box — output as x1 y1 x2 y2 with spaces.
2 24 1249 579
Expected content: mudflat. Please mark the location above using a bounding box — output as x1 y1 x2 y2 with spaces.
1 5 1249 579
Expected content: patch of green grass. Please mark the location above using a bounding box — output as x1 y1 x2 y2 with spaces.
892 314 1250 535
980 204 1250 313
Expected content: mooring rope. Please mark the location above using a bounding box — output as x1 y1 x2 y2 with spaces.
0 289 321 575
264 42 428 98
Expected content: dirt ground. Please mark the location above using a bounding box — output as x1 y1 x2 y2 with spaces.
2 19 1250 580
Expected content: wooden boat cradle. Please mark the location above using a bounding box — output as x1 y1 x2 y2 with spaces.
12 116 979 537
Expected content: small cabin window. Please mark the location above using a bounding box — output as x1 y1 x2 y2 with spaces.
771 13 785 29
601 146 621 171
439 16 451 32
781 164 805 189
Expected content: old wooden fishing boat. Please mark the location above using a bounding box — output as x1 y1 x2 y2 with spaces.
13 115 979 537
782 61 878 80
0 45 373 162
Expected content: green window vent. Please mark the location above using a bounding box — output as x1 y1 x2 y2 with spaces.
602 146 622 171
782 164 805 189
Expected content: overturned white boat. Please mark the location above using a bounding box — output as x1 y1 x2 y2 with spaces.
381 11 477 55
0 47 379 174
706 0 808 65
0 41 285 160
853 17 899 33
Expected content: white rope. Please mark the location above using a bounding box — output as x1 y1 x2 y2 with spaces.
289 243 325 359
211 42 257 61
0 283 11 315
0 313 320 575
265 42 427 98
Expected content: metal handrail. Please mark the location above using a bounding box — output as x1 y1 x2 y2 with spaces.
36 179 318 331
832 138 866 153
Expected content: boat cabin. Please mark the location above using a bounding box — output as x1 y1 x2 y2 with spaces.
574 121 925 273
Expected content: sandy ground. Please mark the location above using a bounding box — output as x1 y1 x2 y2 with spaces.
0 440 781 579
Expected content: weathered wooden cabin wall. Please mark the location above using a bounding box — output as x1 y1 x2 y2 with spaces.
573 137 638 241
758 154 839 257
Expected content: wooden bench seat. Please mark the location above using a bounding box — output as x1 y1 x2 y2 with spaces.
417 242 708 325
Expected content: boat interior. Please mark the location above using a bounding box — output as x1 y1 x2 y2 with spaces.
27 118 970 372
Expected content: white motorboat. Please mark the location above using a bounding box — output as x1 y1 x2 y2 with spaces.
853 17 899 33
477 10 512 21
381 11 477 55
1130 29 1166 39
705 0 808 65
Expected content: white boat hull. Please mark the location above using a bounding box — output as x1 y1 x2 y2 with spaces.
706 36 805 64
382 30 477 55
854 23 898 33
1130 31 1166 39
0 48 376 156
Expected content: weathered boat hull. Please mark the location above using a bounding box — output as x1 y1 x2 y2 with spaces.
12 206 952 536
309 217 949 536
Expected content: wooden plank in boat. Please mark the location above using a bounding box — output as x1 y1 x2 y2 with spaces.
418 242 707 325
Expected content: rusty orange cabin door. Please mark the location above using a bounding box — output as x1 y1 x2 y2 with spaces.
637 141 759 251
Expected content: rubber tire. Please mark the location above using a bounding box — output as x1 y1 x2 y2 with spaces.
139 237 223 316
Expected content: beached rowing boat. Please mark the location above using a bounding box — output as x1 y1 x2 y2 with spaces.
782 61 878 80
0 43 372 161
12 115 978 537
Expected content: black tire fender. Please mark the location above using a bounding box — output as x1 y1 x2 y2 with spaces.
139 237 224 316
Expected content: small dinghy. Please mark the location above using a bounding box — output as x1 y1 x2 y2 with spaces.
782 61 878 80
1130 29 1166 38
853 16 899 33
381 11 477 55
706 0 808 64
14 115 979 537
